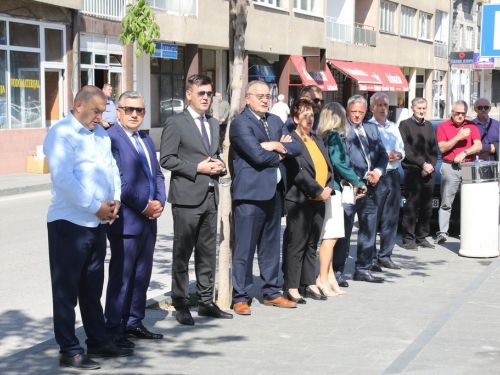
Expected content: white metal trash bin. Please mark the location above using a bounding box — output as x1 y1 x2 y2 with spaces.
459 160 499 258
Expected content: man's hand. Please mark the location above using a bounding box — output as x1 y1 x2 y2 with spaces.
197 157 213 174
453 152 466 164
109 200 120 225
456 127 471 140
261 141 287 154
479 151 491 160
490 144 496 154
100 120 111 129
143 200 164 220
220 118 225 123
95 201 119 223
316 187 332 202
388 151 401 163
356 185 368 199
366 171 381 186
208 158 224 175
421 163 435 176
280 135 292 143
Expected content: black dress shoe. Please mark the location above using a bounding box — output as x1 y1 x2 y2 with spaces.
124 324 163 339
336 274 349 287
285 290 306 304
369 262 383 273
304 286 327 300
175 307 195 326
402 243 418 251
198 303 234 319
110 332 135 348
87 342 134 358
353 270 384 283
60 353 100 370
417 239 436 248
378 259 401 270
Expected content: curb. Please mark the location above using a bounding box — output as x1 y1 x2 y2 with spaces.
0 183 52 197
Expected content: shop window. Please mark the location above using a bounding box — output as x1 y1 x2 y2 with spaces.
10 22 39 48
380 1 397 34
416 74 424 99
0 50 6 129
45 29 63 62
201 49 216 85
9 51 41 129
0 21 6 45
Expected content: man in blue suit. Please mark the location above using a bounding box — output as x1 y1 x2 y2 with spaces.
333 95 388 284
230 81 301 315
106 91 166 347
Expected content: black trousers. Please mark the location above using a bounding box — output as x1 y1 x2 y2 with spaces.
47 220 109 357
284 200 325 289
401 170 435 244
171 191 217 310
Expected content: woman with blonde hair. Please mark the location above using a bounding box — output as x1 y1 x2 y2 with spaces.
315 102 368 295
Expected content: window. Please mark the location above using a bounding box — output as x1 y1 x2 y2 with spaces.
294 0 320 14
434 10 448 43
0 21 6 45
466 26 473 49
10 22 39 48
45 29 63 62
477 26 481 50
380 1 397 33
254 0 284 9
416 74 425 99
419 12 432 40
401 7 416 37
459 24 464 48
147 0 197 16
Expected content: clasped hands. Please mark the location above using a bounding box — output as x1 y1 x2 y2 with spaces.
95 200 120 224
197 157 225 175
261 135 291 160
143 200 164 220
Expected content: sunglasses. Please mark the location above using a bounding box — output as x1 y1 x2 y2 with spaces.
476 106 490 111
193 91 213 97
313 98 325 105
119 106 146 115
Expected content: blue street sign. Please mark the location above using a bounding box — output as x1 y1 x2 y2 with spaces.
152 43 178 59
481 4 500 57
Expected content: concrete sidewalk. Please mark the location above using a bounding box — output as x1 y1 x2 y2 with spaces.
1 231 500 374
0 173 52 197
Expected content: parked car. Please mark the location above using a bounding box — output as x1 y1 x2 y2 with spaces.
398 120 461 227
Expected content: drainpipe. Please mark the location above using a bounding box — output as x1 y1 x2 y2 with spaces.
446 1 454 116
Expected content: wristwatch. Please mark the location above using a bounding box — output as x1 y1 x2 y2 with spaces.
463 150 468 155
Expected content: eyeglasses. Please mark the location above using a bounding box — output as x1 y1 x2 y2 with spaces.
350 111 366 115
313 98 325 105
191 91 213 97
476 106 490 111
452 111 466 116
248 93 271 101
119 106 146 115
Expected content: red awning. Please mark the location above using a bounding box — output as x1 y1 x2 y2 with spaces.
328 60 409 92
289 56 338 91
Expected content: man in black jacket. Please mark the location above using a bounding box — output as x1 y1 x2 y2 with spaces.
399 98 438 250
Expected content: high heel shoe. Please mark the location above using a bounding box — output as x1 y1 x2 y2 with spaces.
316 278 339 298
328 279 347 295
304 286 327 300
285 289 306 304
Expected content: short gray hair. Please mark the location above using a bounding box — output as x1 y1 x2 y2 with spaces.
117 91 146 107
278 94 285 101
369 92 388 106
453 99 468 113
245 80 268 95
347 94 367 109
411 97 427 107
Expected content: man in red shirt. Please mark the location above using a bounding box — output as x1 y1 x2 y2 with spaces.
435 100 482 244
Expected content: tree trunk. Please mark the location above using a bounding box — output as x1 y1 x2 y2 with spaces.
217 0 247 310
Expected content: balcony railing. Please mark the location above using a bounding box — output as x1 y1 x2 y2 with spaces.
354 23 376 46
326 16 353 44
148 0 197 16
434 40 448 58
82 0 126 21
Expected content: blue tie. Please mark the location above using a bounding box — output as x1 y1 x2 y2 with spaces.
132 132 155 200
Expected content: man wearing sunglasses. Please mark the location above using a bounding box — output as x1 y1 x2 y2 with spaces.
160 74 232 325
472 98 499 161
285 85 323 132
435 100 482 244
105 91 166 347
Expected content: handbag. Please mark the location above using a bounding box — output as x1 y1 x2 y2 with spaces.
340 179 356 205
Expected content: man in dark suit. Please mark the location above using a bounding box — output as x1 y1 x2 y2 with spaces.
105 91 166 348
333 95 388 285
230 80 301 315
160 74 233 325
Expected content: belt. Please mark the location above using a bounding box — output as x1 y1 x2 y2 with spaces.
208 186 215 192
386 169 398 175
442 160 457 165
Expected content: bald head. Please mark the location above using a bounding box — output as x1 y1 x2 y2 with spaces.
73 86 107 131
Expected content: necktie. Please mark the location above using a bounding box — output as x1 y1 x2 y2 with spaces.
199 116 211 152
260 117 272 141
356 126 372 171
132 132 155 200
199 117 214 186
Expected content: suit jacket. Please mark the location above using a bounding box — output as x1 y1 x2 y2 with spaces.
284 131 334 203
342 121 388 183
107 124 166 236
160 109 223 206
230 107 300 201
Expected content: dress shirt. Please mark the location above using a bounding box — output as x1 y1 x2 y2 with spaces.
43 111 121 227
348 119 383 178
367 117 405 171
472 116 500 153
102 99 117 125
187 106 211 142
119 123 153 175
249 108 282 184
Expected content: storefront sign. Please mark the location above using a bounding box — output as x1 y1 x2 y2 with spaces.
0 85 5 95
450 51 474 64
473 53 495 69
10 78 40 89
153 43 178 59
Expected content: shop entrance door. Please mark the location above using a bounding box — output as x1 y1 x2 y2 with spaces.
45 69 63 127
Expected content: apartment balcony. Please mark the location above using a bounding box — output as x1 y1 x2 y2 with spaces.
434 40 448 58
354 23 376 47
82 0 126 21
326 16 353 44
